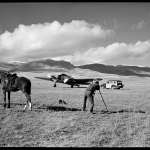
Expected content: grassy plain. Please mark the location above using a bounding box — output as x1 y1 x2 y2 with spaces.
1 69 150 147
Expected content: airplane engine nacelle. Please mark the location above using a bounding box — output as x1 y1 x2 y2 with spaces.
64 78 69 83
47 74 51 78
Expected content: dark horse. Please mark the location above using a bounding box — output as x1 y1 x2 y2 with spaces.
0 71 32 110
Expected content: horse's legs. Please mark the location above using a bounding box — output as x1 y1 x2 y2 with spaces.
24 92 32 111
7 91 10 108
3 90 6 108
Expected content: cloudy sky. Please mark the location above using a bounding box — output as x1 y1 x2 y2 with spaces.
0 3 150 66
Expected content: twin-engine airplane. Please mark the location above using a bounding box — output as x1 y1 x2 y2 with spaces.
35 73 103 88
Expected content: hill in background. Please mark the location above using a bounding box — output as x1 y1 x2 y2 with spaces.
0 59 150 77
77 63 150 77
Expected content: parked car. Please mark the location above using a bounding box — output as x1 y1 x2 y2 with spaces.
101 80 124 89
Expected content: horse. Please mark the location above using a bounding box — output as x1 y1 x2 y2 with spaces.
0 71 32 110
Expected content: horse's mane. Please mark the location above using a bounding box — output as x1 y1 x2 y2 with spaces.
0 71 8 80
0 71 18 83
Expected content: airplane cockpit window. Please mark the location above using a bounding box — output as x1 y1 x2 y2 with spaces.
57 75 61 80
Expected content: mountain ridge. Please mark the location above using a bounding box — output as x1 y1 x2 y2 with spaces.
0 59 150 77
77 63 150 77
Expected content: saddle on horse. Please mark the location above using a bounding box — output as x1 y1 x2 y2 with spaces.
7 73 18 91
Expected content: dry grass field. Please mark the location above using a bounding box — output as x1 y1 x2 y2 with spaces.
1 69 150 147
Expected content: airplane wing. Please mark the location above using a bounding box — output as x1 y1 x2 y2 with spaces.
35 74 103 88
75 78 102 82
73 78 103 85
64 78 103 85
34 77 52 81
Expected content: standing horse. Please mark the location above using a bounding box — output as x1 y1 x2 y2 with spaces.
0 71 32 110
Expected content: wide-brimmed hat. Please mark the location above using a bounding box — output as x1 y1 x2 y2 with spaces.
93 80 99 84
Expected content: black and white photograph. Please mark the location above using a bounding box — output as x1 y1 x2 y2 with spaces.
0 2 150 147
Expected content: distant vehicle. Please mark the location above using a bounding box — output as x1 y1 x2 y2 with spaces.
35 73 103 88
101 80 124 89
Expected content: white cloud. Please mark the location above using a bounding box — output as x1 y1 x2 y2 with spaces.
0 20 114 62
53 40 150 66
1 20 150 66
131 20 146 30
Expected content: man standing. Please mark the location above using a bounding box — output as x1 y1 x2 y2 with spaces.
83 80 100 113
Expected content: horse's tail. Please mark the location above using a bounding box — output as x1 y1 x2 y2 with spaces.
25 79 31 95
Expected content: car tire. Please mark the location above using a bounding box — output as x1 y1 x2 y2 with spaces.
111 85 116 89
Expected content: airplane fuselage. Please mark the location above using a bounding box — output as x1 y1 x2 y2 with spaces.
35 73 102 88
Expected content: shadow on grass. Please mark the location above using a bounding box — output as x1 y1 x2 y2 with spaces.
37 104 81 111
0 103 40 107
0 103 81 112
99 108 146 114
62 86 87 88
0 103 146 114
0 103 26 107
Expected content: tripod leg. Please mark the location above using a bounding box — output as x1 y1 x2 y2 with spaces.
98 90 109 112
83 95 87 111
